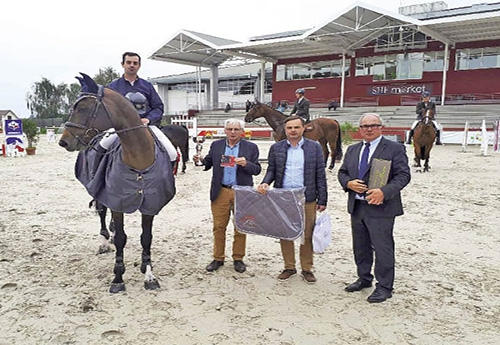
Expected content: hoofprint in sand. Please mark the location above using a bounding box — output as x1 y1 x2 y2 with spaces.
0 136 498 344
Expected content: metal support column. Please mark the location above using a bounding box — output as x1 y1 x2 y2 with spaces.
441 43 449 106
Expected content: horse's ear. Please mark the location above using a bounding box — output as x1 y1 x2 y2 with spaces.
76 72 99 94
254 98 261 105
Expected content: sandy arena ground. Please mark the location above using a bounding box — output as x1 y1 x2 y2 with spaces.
0 135 499 345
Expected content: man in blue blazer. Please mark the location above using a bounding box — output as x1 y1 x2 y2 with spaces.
194 119 261 274
338 113 411 303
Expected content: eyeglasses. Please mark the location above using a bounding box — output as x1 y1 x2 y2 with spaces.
225 128 242 132
359 124 382 129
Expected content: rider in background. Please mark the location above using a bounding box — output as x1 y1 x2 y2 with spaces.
290 88 310 123
406 91 442 145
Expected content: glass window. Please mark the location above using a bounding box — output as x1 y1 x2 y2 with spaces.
385 55 397 80
372 56 385 80
293 63 311 80
311 61 332 78
482 47 500 68
276 65 286 81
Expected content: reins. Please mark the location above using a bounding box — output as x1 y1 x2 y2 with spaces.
64 87 146 149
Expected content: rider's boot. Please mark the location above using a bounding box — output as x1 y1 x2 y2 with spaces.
436 130 443 145
406 129 414 145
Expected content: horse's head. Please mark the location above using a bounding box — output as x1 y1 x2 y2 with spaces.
244 100 263 123
59 73 114 151
422 109 435 125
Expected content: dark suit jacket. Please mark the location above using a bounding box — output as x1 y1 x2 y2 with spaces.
337 137 410 217
290 97 310 121
261 138 327 205
203 139 261 201
416 101 436 119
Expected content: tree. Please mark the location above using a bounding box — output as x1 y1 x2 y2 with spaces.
26 78 69 119
25 67 119 122
94 67 119 85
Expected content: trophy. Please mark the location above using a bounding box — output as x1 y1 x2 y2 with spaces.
193 135 205 166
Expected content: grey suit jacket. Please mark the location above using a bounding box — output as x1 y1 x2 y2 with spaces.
337 137 411 217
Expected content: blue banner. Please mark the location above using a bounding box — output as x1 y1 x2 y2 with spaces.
5 119 23 136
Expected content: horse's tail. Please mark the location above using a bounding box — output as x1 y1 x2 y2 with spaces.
333 119 343 161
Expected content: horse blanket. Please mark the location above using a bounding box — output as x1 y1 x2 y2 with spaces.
233 186 305 240
75 136 175 215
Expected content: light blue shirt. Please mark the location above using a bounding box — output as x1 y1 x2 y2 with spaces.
283 138 305 188
222 141 240 186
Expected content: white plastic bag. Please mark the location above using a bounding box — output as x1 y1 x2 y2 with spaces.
313 212 332 253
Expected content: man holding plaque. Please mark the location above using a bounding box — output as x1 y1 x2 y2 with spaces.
338 113 411 303
193 119 261 274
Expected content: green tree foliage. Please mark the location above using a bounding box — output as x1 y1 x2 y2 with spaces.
25 67 119 121
93 67 120 85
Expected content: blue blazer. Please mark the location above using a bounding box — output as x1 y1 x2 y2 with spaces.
337 137 411 217
203 139 261 201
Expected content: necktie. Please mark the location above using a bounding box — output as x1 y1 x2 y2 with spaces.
358 142 371 179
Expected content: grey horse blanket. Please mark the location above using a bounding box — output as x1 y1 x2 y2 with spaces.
233 186 305 240
75 135 175 216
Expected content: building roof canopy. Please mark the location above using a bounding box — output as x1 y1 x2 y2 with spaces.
149 1 500 66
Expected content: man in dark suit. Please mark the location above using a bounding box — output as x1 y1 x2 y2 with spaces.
290 88 311 123
193 119 261 273
338 113 411 303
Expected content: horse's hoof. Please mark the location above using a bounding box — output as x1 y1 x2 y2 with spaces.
144 279 160 290
109 283 126 293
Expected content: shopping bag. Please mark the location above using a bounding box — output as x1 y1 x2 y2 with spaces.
312 212 332 253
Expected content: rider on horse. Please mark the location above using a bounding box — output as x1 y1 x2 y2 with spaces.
290 88 310 123
406 91 442 145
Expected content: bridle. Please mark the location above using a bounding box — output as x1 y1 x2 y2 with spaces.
64 86 146 148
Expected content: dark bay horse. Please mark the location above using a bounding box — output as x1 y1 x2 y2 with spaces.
162 124 189 174
93 123 189 255
244 102 343 169
59 73 176 293
413 109 436 172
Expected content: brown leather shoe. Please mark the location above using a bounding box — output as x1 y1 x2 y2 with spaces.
301 270 317 284
277 269 297 281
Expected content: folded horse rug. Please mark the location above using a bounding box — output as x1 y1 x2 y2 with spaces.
233 186 305 240
75 133 175 216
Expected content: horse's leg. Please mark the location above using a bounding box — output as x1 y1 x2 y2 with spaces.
318 139 329 169
109 211 127 293
96 201 113 254
141 214 160 290
180 141 189 174
326 139 336 170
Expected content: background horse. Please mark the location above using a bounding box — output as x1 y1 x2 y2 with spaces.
413 109 436 172
162 124 189 174
59 73 176 293
244 102 342 169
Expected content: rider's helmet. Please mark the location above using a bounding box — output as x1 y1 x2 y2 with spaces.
421 91 431 98
125 92 147 115
295 88 305 95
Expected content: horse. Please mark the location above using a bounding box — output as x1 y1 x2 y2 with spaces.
244 101 343 169
59 73 176 293
162 124 190 174
413 109 436 172
90 123 189 255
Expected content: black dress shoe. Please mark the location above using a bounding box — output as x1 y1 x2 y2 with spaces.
367 288 392 303
344 279 373 292
233 260 246 273
206 260 224 272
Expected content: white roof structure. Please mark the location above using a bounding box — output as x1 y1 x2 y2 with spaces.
149 1 500 66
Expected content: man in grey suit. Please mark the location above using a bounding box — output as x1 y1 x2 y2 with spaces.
338 113 411 303
194 119 261 274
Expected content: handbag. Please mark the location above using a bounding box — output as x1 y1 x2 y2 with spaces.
312 212 332 253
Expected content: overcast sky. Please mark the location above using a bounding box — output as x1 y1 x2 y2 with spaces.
0 0 494 117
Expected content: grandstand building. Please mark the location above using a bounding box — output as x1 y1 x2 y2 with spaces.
149 1 500 114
